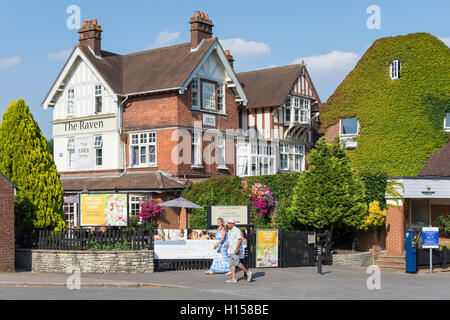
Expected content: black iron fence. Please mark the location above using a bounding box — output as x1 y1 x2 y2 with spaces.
17 229 153 251
417 247 448 269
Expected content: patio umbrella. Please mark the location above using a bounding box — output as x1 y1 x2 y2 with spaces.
159 197 202 229
159 197 202 209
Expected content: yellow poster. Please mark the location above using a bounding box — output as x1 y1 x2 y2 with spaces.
256 230 278 268
80 194 128 226
81 195 105 226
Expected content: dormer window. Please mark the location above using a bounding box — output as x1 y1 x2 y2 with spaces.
390 60 400 80
340 117 359 136
444 112 450 132
95 85 102 113
191 78 200 109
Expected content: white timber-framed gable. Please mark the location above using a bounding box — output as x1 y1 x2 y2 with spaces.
43 46 123 174
42 46 118 110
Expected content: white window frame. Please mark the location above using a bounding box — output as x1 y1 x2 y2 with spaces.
63 202 78 229
192 131 203 167
390 60 400 80
284 98 291 123
339 117 360 137
280 143 305 172
216 133 227 169
67 89 75 117
444 112 450 132
129 194 152 219
217 83 225 113
130 132 157 168
236 141 275 177
67 137 75 168
94 135 103 167
191 78 200 109
202 82 216 111
95 84 102 113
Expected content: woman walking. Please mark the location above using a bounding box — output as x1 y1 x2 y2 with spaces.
205 218 231 275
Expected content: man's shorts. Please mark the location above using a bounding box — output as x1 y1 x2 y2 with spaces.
228 253 241 266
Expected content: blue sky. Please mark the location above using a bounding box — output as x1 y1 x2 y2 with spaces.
0 0 448 139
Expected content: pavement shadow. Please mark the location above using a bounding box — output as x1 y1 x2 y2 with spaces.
251 272 265 279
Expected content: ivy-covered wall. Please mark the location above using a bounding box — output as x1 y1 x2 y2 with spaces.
322 33 450 176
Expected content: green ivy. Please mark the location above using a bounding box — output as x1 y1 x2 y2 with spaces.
321 33 450 176
360 172 388 209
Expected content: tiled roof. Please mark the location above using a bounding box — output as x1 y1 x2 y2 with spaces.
61 172 185 192
79 38 217 95
237 64 304 108
418 141 450 177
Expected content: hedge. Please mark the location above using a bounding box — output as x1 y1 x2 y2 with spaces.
321 32 450 176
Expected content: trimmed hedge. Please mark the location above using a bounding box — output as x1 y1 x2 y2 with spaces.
321 33 450 176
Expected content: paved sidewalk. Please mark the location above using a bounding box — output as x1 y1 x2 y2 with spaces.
1 265 449 299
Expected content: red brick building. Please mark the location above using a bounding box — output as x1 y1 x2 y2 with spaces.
0 172 15 272
42 12 320 229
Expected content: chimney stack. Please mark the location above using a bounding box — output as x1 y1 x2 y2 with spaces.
225 50 235 68
78 19 103 56
189 11 213 49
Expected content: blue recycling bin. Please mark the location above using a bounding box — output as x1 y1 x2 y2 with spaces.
405 230 417 273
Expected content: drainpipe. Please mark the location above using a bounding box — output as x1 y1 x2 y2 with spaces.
119 95 129 173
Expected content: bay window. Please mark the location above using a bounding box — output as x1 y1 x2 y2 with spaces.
236 141 275 177
130 132 157 167
280 143 305 172
202 82 216 110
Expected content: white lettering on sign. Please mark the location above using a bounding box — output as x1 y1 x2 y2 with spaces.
202 113 216 127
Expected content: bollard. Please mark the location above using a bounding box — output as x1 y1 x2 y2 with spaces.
317 243 323 274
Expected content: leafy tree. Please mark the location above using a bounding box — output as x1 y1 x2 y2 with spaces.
286 137 367 236
0 99 65 231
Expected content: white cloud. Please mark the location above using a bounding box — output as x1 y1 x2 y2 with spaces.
48 49 72 60
292 50 359 73
0 56 21 69
147 31 181 49
219 38 271 59
438 37 450 47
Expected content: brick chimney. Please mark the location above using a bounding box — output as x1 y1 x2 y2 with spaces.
189 11 213 49
225 50 235 68
78 19 103 56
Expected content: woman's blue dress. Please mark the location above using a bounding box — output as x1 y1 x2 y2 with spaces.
209 230 231 273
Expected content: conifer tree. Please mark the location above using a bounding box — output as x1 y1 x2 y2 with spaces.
0 99 65 231
287 137 367 236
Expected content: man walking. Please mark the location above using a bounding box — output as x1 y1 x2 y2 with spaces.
226 219 252 283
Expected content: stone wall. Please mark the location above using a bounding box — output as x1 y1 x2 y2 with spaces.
331 252 373 267
16 249 154 273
